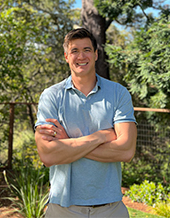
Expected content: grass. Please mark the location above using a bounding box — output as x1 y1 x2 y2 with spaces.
128 207 165 218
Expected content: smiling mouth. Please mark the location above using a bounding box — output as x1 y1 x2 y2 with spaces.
77 63 88 66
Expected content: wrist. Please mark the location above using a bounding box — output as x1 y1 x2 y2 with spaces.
95 130 106 144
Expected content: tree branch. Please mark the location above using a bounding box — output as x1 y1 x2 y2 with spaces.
138 3 152 23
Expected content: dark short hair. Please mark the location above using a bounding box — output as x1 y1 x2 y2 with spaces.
63 28 97 53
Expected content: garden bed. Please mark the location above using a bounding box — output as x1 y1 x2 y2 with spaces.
0 185 154 218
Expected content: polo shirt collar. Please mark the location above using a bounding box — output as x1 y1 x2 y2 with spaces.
65 74 101 91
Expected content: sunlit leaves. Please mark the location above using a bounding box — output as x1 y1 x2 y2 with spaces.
94 0 155 28
105 16 170 110
0 0 74 103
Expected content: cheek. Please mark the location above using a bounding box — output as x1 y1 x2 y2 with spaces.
68 55 77 64
71 57 77 65
68 59 76 68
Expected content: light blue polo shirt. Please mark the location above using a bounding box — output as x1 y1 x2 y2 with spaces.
35 74 136 207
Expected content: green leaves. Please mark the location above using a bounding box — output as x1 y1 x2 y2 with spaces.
106 16 170 110
154 198 170 218
0 0 74 145
0 0 74 103
94 0 155 27
3 166 49 218
125 180 168 206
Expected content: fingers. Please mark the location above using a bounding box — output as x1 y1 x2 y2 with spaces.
46 118 62 128
37 119 69 140
42 135 57 141
45 119 69 139
37 126 56 138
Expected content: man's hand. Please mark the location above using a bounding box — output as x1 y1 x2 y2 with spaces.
36 118 69 141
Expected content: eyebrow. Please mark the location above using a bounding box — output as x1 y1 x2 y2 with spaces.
84 47 92 50
71 48 78 52
71 47 92 52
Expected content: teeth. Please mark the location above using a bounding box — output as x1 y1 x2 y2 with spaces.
78 63 87 66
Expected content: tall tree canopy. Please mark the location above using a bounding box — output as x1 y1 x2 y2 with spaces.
105 14 170 124
0 0 75 133
81 0 169 79
0 0 74 104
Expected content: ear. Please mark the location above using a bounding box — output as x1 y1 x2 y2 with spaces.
95 50 98 61
64 52 69 63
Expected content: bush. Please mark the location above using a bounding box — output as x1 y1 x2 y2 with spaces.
13 130 41 168
125 180 168 206
154 197 170 218
3 164 49 218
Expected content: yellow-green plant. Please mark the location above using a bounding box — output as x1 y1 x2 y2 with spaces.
125 180 168 206
154 196 170 218
3 165 49 218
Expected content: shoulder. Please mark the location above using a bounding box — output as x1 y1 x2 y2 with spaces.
97 74 128 93
44 78 67 94
40 78 68 100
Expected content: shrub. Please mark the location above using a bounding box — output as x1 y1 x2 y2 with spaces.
3 165 49 218
154 196 170 218
125 180 168 206
13 130 42 168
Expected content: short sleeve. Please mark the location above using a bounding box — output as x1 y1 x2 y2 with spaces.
113 87 136 125
35 88 59 128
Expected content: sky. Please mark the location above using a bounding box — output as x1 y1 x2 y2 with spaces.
73 0 169 14
72 0 169 31
73 0 82 8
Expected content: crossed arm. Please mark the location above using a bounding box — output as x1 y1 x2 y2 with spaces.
35 119 137 167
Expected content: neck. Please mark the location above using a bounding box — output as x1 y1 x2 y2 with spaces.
71 73 97 96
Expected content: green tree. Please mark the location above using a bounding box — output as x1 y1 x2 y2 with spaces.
81 0 169 79
106 24 132 86
0 0 75 166
105 14 170 125
0 0 74 125
0 0 74 104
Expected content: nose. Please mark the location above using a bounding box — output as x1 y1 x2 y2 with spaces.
77 51 85 59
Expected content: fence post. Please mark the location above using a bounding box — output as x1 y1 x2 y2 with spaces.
8 103 15 169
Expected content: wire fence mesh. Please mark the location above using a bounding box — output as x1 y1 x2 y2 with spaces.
124 121 170 186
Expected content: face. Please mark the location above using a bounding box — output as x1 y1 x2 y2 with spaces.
64 38 98 78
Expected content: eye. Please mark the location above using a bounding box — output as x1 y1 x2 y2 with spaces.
71 49 78 54
84 48 91 52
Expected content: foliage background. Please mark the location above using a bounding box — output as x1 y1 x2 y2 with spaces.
0 1 170 216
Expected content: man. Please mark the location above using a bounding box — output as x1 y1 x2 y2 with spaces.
35 28 137 217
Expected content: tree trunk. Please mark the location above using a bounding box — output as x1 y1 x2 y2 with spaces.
81 0 110 79
27 104 35 133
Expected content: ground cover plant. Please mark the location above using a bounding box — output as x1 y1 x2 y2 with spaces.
128 207 165 218
125 180 167 206
3 164 49 218
154 199 170 218
125 180 170 217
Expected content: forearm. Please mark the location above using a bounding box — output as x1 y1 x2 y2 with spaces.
35 129 108 167
85 138 136 163
85 122 137 163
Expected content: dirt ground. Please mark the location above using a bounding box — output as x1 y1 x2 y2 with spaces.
0 186 154 218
